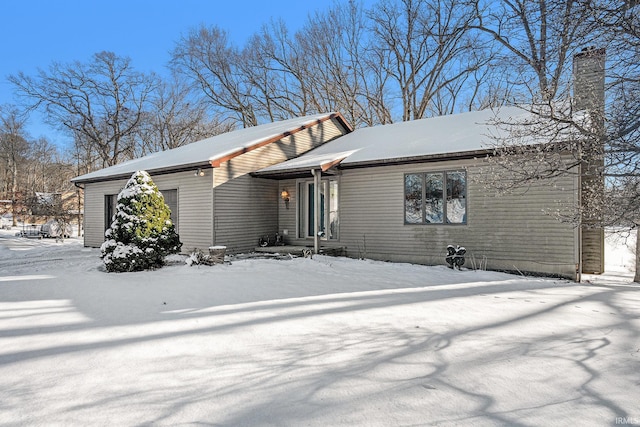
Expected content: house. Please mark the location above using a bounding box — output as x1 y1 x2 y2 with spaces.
72 107 590 281
72 52 605 281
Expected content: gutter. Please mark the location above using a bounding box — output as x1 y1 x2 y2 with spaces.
71 162 213 185
338 149 493 170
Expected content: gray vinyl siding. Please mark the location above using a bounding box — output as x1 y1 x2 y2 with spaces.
276 159 579 279
213 175 278 253
81 170 214 251
153 170 214 252
278 180 298 243
213 117 346 253
83 180 127 248
336 160 578 278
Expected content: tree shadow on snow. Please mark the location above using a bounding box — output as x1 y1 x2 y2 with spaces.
0 252 639 425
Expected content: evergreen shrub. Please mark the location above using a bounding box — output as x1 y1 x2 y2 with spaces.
101 171 182 272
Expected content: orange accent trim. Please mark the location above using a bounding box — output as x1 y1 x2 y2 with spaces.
209 112 352 168
321 157 347 172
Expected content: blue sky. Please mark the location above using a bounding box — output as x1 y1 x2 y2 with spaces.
0 0 347 144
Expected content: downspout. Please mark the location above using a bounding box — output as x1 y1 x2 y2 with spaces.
312 168 320 254
577 169 583 283
73 181 84 240
211 167 216 247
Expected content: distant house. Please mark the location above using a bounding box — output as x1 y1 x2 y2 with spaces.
72 51 605 281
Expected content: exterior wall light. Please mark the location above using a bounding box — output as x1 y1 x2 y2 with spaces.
281 189 290 209
195 168 205 177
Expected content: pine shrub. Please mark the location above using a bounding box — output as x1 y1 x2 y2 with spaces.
101 171 182 272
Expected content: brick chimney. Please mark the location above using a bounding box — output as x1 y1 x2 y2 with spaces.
573 47 606 276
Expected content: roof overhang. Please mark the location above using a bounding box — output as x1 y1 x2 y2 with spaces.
252 151 353 179
252 167 342 180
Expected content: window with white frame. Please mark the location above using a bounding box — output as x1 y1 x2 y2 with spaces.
404 171 467 224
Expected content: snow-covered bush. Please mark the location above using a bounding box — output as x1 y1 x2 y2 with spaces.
101 171 182 272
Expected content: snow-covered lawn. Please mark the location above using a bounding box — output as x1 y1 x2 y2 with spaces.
0 229 638 426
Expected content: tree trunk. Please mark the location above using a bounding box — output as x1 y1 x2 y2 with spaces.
11 200 17 227
11 161 17 227
634 227 640 283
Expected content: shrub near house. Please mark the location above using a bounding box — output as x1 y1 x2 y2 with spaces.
101 171 182 272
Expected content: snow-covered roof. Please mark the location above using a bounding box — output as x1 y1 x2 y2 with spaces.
72 112 349 183
255 107 536 176
256 150 360 176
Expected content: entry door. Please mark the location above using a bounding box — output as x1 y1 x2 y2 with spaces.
298 180 338 240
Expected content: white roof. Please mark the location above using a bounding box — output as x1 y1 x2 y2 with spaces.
257 107 537 174
72 113 340 183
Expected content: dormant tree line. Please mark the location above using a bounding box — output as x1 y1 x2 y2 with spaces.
1 0 638 272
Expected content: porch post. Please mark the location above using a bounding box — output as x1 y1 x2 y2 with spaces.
312 168 320 254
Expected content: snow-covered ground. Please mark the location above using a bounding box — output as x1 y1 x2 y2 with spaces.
0 228 638 426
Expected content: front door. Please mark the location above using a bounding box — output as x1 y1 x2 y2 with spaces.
298 179 338 240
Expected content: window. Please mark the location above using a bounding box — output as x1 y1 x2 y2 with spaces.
105 195 117 232
404 171 466 224
160 189 178 229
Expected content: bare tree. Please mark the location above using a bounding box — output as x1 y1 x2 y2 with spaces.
171 0 489 128
585 0 640 280
474 0 640 279
240 19 311 122
0 104 80 230
9 51 157 168
297 0 393 127
470 0 594 103
24 137 65 195
464 64 518 111
170 26 257 128
238 1 394 128
136 76 234 155
368 0 481 121
0 105 30 226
